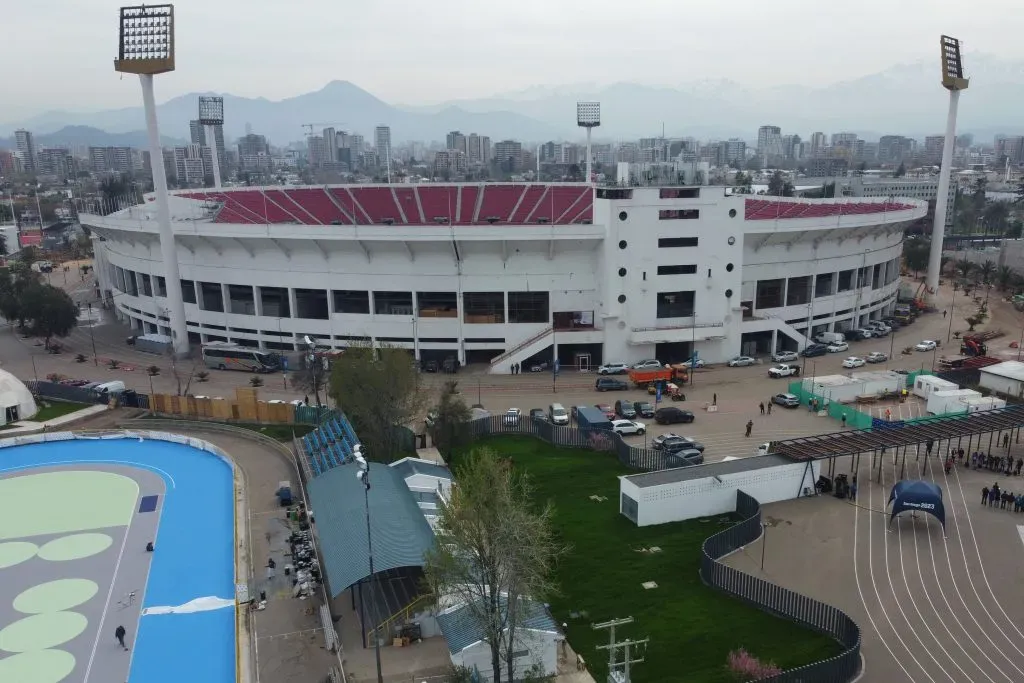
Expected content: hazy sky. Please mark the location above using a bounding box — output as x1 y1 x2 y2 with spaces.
6 0 1023 119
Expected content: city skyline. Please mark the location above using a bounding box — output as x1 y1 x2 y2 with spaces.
6 0 1024 119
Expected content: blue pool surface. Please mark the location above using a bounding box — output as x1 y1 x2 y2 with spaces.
0 438 236 683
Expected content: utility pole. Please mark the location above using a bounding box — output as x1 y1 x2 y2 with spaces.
593 617 649 683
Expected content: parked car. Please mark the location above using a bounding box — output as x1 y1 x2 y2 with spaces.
614 400 637 419
504 408 521 425
866 351 888 363
844 329 869 341
633 400 655 418
771 350 799 363
867 321 892 333
827 341 849 353
530 361 549 372
727 356 756 367
654 407 696 425
801 344 828 357
632 359 663 370
597 363 629 375
595 377 628 392
677 358 706 368
594 403 616 419
529 408 546 421
772 393 800 408
424 360 440 373
661 435 705 452
814 331 846 345
855 328 876 339
651 432 683 450
865 325 889 337
665 448 704 466
916 340 938 351
842 356 866 368
768 364 800 378
611 419 646 436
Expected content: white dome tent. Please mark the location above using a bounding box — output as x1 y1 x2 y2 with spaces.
0 369 38 425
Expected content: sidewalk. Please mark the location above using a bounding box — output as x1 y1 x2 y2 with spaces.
0 404 108 436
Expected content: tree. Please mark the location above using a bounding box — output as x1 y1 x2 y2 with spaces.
425 449 563 683
978 259 996 285
965 308 988 332
18 245 39 265
327 341 427 462
290 356 327 406
0 231 5 256
22 283 79 349
430 381 472 456
0 263 43 328
902 239 930 275
1007 219 1024 239
767 170 786 196
955 258 974 281
895 162 906 177
146 365 160 404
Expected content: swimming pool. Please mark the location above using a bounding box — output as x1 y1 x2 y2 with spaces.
0 435 236 683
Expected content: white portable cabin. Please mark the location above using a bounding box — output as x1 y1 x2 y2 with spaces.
913 375 959 400
926 389 981 415
961 395 1007 414
978 361 1024 399
802 371 903 404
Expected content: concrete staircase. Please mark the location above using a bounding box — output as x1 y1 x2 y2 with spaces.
489 327 554 374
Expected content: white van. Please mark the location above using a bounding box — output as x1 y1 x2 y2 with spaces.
92 380 126 397
814 331 845 345
549 403 569 425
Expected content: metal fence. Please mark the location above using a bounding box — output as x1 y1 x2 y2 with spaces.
700 490 861 683
467 414 669 471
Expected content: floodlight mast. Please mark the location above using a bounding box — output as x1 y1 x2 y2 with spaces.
198 96 225 189
115 4 188 357
926 35 969 305
576 102 601 184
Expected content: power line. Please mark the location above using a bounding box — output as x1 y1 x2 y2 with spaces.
592 617 649 683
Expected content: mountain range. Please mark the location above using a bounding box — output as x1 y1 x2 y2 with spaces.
2 52 1023 148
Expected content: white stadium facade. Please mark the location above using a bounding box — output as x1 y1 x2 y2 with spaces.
81 183 926 371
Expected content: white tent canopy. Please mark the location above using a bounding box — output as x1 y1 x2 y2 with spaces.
0 369 38 425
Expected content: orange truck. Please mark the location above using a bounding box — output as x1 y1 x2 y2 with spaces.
628 367 687 388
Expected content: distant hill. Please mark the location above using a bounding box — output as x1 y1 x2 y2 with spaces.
0 125 185 150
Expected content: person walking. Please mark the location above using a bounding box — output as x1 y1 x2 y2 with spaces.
982 486 990 506
766 400 772 415
745 420 753 438
850 475 858 502
759 402 765 415
713 393 717 406
1016 457 1023 476
841 413 847 428
1004 433 1011 449
115 625 129 651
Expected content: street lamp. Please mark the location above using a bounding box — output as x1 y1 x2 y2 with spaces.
198 96 224 189
115 4 189 357
303 335 323 409
925 35 969 306
354 446 384 683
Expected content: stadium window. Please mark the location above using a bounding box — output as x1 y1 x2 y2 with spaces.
180 279 197 304
657 265 698 276
655 291 695 319
659 188 700 199
508 291 549 324
657 237 699 248
658 209 699 220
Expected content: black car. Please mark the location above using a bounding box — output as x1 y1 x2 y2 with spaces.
424 360 440 372
665 448 705 466
660 436 706 453
801 343 828 357
596 377 628 392
654 407 695 425
615 400 637 418
529 408 546 422
633 401 655 418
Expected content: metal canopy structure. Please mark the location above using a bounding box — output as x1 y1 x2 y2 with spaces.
774 404 1024 461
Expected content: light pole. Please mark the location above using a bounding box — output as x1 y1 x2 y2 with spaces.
925 35 969 306
198 96 224 189
760 522 768 570
354 446 384 683
946 282 957 342
115 4 189 357
87 302 98 366
303 335 323 409
576 102 601 184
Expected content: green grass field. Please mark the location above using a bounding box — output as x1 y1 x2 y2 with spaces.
454 436 841 683
33 400 91 422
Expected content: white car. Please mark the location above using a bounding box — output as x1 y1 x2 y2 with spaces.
678 358 706 368
772 350 799 363
611 419 646 436
632 359 663 370
504 408 521 425
598 363 629 375
768 364 800 378
727 356 757 367
827 341 849 353
866 351 888 363
916 340 937 352
842 356 865 368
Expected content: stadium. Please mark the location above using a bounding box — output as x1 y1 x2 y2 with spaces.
81 183 926 370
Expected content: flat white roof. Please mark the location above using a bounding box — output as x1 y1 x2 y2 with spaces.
980 361 1024 383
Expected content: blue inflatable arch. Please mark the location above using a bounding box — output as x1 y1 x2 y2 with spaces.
888 479 945 529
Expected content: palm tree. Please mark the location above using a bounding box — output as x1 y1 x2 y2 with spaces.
996 265 1016 291
955 258 974 281
979 259 996 285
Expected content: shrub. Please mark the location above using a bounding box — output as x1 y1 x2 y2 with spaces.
195 370 209 383
250 376 264 388
75 353 87 363
108 359 120 369
727 648 782 681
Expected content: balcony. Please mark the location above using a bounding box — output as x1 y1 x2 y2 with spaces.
629 321 726 345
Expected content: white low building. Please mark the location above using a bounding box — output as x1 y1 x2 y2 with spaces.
619 455 820 526
927 389 982 415
979 361 1024 399
913 374 959 400
803 370 903 404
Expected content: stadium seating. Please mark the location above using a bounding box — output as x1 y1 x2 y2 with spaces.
744 198 916 220
351 188 402 224
510 185 547 223
478 185 526 222
393 188 421 223
301 412 362 475
416 186 458 223
457 185 480 224
286 188 350 224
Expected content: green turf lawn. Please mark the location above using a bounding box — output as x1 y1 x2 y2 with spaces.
454 436 841 683
32 400 92 422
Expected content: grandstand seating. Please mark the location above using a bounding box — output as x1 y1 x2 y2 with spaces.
744 198 916 220
301 412 360 475
174 184 600 226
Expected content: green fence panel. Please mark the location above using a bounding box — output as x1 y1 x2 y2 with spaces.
905 369 933 388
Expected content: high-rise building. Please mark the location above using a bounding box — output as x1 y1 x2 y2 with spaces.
308 136 327 167
809 132 827 158
190 120 226 174
434 149 467 174
467 134 491 165
89 146 134 174
996 136 1024 165
0 150 17 177
722 138 746 165
374 126 392 166
493 140 523 167
878 136 914 165
322 128 338 163
15 130 37 173
781 134 801 161
237 134 270 158
757 125 782 159
37 147 75 178
173 145 207 185
924 135 945 164
446 131 467 154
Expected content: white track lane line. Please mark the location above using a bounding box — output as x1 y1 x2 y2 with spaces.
891 454 963 682
864 453 935 682
82 512 136 683
880 453 949 682
853 457 916 682
926 457 1024 680
909 447 1003 683
949 463 1024 648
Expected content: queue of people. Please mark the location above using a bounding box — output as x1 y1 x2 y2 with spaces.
980 483 1024 512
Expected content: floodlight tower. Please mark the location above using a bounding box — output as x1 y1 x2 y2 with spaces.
926 35 970 303
577 102 601 183
115 4 188 356
198 96 224 189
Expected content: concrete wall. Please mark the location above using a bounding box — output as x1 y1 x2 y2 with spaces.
452 628 558 682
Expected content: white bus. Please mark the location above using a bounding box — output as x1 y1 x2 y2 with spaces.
201 343 280 372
